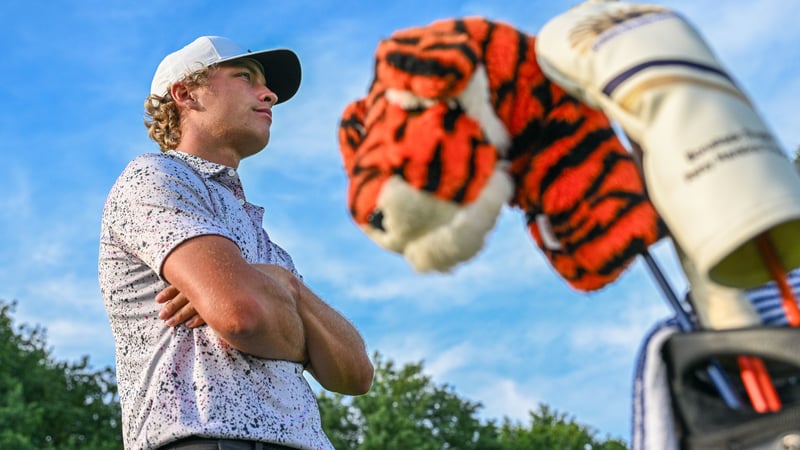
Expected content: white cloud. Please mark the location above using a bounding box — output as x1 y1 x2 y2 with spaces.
0 166 33 220
371 330 436 367
568 293 671 357
476 377 541 424
768 75 800 150
44 315 116 368
425 341 475 379
7 271 114 370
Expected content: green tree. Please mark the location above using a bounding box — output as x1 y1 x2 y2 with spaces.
319 353 501 449
497 405 628 450
318 352 628 450
0 298 629 449
0 300 122 450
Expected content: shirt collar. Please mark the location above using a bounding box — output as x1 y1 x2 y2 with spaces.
166 150 234 179
166 150 246 200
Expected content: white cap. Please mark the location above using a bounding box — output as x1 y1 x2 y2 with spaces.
150 36 301 104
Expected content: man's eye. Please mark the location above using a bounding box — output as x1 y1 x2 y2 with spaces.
237 72 252 81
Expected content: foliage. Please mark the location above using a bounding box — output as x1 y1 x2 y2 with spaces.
0 299 628 449
319 353 500 449
319 352 629 450
496 405 628 450
0 300 122 450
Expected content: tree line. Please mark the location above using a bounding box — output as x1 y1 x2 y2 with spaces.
0 300 627 449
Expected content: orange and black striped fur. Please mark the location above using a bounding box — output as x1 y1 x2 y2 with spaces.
338 17 666 291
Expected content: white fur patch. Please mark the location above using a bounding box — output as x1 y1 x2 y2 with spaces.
385 89 436 110
535 214 563 251
384 66 512 158
364 169 514 272
456 65 512 157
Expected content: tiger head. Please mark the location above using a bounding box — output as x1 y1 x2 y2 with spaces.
337 22 515 272
337 17 665 290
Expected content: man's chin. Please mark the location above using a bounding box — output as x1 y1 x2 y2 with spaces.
238 135 270 159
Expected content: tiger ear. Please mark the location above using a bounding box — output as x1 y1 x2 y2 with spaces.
338 98 368 174
374 27 480 99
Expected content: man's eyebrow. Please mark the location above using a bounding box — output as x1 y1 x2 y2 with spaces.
241 60 265 74
220 59 262 74
218 60 266 87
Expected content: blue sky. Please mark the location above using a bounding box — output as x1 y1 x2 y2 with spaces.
1 0 798 443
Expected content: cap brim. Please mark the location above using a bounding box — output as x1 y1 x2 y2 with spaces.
225 49 301 105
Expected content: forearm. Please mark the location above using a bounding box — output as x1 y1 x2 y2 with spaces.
295 282 374 395
218 265 307 362
159 268 307 361
162 236 308 362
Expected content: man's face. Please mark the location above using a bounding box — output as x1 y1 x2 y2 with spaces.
188 59 278 158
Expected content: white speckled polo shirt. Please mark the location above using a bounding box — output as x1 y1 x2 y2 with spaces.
99 150 333 450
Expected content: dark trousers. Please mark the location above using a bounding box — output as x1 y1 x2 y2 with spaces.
156 437 298 450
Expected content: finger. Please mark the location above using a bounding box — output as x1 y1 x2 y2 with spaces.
168 292 190 308
186 316 207 329
158 301 178 320
155 285 180 303
158 295 186 320
165 303 200 327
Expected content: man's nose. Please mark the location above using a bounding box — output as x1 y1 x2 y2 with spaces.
260 88 278 105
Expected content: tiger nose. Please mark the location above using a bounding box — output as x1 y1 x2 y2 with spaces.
368 210 386 232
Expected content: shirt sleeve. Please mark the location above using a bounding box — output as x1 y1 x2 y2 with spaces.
103 153 238 280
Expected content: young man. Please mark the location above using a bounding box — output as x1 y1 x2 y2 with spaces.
99 36 373 450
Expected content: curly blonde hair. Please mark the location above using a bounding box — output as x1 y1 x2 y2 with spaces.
144 67 211 151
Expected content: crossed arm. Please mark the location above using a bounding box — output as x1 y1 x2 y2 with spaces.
160 234 374 395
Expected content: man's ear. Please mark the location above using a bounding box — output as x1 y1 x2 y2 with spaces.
171 82 200 110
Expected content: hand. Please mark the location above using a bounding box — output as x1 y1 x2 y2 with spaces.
156 285 206 328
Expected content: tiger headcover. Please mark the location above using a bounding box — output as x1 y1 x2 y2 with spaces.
337 17 667 291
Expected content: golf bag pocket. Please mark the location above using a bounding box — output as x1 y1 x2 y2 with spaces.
662 327 800 449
